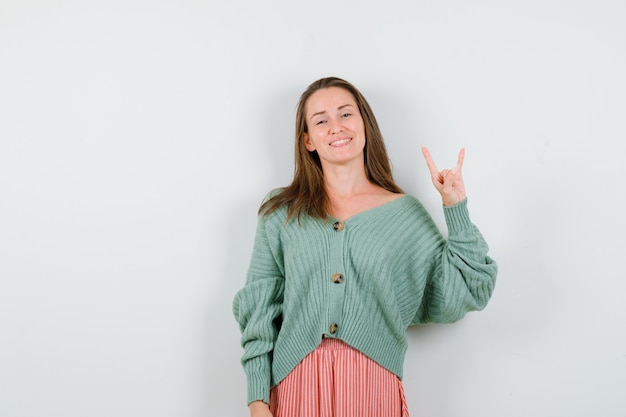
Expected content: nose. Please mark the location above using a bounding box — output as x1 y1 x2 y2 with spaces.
329 118 343 133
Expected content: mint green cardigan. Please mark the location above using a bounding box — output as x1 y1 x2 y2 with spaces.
232 193 497 405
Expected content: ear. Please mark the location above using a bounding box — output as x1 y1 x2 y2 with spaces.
304 133 316 152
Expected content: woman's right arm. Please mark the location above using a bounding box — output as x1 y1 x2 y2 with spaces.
232 212 285 406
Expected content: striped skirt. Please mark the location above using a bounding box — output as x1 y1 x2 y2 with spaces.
269 338 410 417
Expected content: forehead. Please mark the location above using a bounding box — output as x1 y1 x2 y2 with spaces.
306 87 358 115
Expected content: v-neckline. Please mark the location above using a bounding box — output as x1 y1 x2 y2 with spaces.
328 194 409 223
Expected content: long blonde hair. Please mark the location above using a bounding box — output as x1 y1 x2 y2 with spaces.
260 77 403 221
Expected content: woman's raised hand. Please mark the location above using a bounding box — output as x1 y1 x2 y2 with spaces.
421 147 467 206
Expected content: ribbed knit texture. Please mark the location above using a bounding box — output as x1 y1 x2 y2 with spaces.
232 192 497 405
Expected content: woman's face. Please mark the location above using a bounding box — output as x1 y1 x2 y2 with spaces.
303 87 366 167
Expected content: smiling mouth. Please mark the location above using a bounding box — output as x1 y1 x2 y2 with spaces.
329 138 352 147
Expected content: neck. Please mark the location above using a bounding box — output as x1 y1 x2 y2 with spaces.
321 160 372 200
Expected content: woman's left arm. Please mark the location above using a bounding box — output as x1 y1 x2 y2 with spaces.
412 148 497 324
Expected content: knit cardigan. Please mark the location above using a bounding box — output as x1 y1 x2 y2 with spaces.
232 192 497 405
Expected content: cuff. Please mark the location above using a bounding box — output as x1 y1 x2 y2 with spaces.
245 357 271 405
442 198 473 233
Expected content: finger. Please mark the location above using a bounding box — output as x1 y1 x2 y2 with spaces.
421 147 440 177
441 169 453 189
452 148 465 174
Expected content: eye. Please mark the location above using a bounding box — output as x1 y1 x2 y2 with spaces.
315 119 327 125
341 112 351 118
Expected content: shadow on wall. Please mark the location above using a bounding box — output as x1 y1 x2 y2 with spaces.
202 199 259 416
202 85 302 416
399 161 559 413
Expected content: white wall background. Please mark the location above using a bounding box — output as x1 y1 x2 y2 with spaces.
1 1 625 416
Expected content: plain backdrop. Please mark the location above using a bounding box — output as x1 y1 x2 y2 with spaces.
1 1 625 416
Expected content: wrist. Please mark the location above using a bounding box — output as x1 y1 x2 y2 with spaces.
249 400 271 417
442 197 466 207
249 400 269 409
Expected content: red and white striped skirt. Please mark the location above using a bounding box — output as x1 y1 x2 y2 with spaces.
270 338 410 417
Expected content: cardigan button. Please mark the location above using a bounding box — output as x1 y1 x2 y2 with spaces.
329 323 338 334
332 273 343 284
333 221 344 231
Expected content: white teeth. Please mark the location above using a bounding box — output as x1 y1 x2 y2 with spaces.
330 138 351 146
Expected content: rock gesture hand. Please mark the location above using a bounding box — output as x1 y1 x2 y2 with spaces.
421 147 467 207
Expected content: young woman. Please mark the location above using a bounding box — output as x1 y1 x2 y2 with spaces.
232 77 497 417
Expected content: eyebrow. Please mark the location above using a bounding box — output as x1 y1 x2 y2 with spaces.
309 104 355 121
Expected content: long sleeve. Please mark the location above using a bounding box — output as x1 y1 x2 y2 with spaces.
412 199 497 324
232 212 285 405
